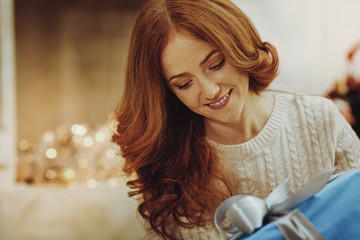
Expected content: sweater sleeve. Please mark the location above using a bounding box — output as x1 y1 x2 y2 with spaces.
331 100 360 172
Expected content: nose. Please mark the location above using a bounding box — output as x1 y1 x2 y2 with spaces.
199 77 221 100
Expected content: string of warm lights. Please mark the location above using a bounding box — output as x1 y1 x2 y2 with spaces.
17 119 125 189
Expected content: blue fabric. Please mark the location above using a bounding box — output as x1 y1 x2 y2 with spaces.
237 168 360 240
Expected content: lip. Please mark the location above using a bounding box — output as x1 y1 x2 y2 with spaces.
206 89 232 110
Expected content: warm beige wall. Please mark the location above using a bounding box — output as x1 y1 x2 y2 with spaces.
1 0 16 186
15 0 142 145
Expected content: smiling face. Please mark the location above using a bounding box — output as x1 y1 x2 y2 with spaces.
161 30 251 125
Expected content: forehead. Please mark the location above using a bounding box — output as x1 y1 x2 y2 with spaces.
161 30 214 78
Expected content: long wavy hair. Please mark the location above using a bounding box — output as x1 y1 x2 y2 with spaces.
112 0 279 239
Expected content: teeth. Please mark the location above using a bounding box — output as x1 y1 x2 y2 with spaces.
209 92 229 107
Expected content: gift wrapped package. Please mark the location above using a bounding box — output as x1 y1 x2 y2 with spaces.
215 168 360 240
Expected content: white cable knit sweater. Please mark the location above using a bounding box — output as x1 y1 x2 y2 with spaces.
144 93 360 239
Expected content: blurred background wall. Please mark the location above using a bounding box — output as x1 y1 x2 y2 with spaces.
0 0 16 187
15 0 146 146
234 0 360 94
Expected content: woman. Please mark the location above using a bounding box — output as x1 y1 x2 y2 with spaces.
112 0 360 239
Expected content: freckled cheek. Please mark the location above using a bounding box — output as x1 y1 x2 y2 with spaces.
214 65 238 82
212 71 226 83
228 71 249 86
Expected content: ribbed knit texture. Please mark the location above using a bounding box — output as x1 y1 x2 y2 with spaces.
144 93 360 239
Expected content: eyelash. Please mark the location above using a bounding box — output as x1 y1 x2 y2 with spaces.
177 81 192 90
210 58 225 70
175 58 225 90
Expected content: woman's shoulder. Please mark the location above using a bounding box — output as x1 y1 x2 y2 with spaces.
273 91 336 112
270 92 339 126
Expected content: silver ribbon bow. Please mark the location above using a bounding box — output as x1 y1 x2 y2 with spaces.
215 168 338 240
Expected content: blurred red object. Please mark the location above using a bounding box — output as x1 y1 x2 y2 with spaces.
327 42 360 137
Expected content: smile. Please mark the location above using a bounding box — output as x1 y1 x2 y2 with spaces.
207 90 232 109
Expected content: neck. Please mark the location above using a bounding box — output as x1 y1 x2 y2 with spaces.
205 91 274 145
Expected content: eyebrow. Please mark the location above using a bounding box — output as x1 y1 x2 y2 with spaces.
168 49 219 82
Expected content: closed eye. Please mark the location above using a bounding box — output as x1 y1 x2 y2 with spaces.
176 80 192 90
209 58 225 70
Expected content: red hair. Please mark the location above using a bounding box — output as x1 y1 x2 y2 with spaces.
112 0 279 239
